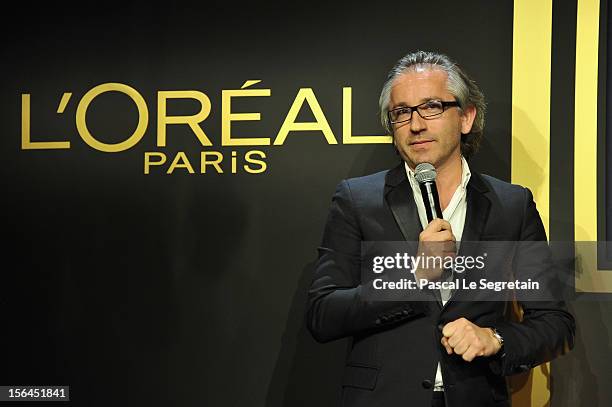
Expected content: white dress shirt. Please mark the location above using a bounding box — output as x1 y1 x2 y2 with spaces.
404 156 471 391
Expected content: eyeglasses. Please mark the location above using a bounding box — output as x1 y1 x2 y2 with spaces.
388 99 460 124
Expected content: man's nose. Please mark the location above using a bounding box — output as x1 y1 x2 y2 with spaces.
410 110 427 133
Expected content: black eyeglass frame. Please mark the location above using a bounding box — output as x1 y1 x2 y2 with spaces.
387 100 460 124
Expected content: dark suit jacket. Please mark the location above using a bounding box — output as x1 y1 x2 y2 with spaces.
307 163 575 407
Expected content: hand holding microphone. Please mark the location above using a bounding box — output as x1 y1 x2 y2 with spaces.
414 163 457 282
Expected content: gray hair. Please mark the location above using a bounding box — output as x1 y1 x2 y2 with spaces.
379 50 486 158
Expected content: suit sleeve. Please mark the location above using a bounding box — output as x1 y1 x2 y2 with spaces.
491 187 576 376
306 180 422 343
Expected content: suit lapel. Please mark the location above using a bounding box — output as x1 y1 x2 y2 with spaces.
385 163 442 304
459 172 492 250
448 172 492 306
384 163 422 242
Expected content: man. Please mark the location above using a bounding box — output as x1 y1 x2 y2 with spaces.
307 51 575 407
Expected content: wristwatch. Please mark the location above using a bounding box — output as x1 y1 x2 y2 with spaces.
490 327 504 348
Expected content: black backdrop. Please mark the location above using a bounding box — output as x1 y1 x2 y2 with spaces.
1 1 610 406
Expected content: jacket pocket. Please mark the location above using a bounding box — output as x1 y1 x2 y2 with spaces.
342 364 379 390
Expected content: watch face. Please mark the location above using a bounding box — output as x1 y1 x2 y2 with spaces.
491 328 504 345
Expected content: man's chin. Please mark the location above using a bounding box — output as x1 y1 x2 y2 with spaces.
407 155 438 169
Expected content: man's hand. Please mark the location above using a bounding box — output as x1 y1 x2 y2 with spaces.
415 219 456 281
441 318 502 362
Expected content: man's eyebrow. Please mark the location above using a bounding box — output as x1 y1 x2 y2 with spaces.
390 102 409 110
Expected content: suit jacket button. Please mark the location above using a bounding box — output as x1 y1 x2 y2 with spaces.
422 379 433 389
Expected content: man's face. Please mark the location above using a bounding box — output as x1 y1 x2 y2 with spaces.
389 68 475 170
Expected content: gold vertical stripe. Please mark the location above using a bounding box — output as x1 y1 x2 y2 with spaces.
574 0 600 242
512 2 552 405
574 0 611 293
511 0 553 237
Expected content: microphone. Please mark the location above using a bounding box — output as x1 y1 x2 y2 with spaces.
414 163 443 223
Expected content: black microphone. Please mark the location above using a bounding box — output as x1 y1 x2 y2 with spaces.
414 163 443 223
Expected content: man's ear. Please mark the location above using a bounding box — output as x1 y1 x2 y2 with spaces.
460 105 477 134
